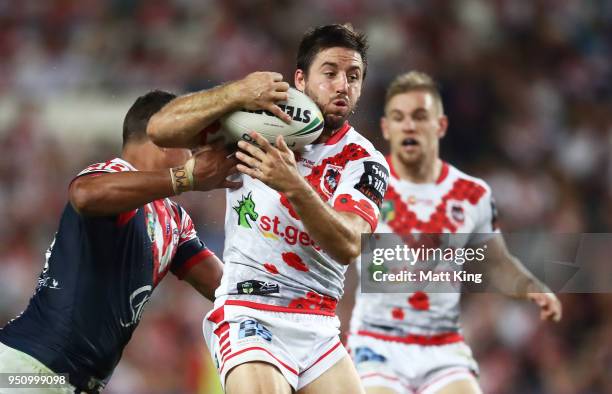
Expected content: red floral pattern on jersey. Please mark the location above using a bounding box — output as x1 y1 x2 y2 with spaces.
333 193 377 230
263 263 279 274
288 291 338 313
281 252 309 272
277 143 371 219
279 193 300 220
385 178 486 244
391 307 405 320
408 291 430 311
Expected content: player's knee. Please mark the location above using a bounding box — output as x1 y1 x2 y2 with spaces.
226 362 292 394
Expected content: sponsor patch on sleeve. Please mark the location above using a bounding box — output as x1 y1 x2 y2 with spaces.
354 161 389 208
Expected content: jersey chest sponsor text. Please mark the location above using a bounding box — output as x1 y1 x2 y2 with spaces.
231 189 322 250
258 214 320 250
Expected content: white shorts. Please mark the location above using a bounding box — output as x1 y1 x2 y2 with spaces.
203 301 347 391
347 332 478 394
0 342 76 394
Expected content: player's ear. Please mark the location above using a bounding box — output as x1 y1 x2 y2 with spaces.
381 116 390 141
294 69 306 92
438 115 448 139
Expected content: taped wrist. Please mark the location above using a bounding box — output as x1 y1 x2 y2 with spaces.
170 157 195 195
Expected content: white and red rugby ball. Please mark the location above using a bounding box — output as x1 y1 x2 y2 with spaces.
220 87 324 150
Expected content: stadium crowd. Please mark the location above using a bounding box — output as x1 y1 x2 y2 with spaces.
0 1 610 393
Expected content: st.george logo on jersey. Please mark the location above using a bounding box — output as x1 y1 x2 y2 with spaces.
321 164 343 198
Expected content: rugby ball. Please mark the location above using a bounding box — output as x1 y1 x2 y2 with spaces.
220 87 324 150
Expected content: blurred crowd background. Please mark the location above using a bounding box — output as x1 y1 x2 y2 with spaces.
0 1 611 393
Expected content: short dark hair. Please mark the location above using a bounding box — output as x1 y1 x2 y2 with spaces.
123 90 176 146
297 24 368 78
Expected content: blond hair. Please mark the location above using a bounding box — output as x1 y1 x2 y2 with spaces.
385 71 444 114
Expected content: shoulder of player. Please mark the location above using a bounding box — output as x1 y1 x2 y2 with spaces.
342 127 387 162
77 157 136 175
446 163 493 195
344 126 376 148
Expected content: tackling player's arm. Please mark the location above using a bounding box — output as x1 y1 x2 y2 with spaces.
477 234 562 322
236 132 371 265
70 147 240 216
182 254 224 301
147 72 291 148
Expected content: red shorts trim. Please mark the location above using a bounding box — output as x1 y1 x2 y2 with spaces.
219 332 229 345
224 299 336 317
301 341 341 374
207 306 225 324
214 321 230 338
361 372 400 382
220 346 298 376
417 367 475 393
356 330 463 346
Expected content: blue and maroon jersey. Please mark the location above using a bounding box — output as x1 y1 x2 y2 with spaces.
0 158 213 391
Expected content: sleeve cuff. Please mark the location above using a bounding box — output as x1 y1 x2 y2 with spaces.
333 193 378 232
173 249 215 280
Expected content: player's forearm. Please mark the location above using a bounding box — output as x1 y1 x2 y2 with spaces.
147 83 243 148
489 254 547 299
285 179 362 265
70 172 175 216
184 256 224 301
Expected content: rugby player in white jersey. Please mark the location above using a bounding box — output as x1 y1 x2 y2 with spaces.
148 24 389 394
347 71 562 394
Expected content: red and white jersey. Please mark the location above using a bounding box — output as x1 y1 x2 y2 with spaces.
217 123 389 316
351 158 499 336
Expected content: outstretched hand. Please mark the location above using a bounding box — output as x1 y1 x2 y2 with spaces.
235 132 303 194
527 291 562 322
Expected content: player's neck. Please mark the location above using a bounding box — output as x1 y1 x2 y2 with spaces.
393 155 443 184
122 143 156 171
316 122 348 144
